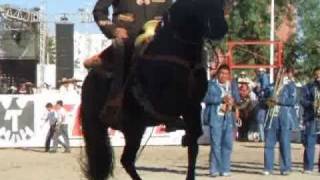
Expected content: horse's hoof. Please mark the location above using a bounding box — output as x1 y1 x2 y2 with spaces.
186 176 195 180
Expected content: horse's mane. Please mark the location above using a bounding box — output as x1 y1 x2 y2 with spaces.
143 10 202 65
143 0 227 65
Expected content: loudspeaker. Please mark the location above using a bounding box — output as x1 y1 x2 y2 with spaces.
55 23 74 85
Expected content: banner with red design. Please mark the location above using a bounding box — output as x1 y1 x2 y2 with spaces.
0 91 186 147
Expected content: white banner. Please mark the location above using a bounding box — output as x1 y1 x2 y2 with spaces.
0 92 185 148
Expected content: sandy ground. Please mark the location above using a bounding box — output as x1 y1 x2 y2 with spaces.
0 142 319 180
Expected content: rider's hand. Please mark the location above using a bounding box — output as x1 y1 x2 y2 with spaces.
114 27 128 39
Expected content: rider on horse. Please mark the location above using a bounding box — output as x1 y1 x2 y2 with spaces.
90 0 172 107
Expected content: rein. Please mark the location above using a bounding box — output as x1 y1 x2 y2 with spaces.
142 54 191 69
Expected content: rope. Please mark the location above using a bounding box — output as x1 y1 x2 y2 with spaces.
136 127 155 160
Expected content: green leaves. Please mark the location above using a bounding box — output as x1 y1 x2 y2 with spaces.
295 0 320 80
207 0 318 81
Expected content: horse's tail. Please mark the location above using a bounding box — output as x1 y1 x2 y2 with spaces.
80 70 114 180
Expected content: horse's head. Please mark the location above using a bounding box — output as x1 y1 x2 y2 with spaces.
168 0 228 44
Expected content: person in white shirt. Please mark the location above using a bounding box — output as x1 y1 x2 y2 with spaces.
51 100 71 153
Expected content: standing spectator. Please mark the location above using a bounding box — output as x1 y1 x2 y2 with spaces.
263 68 297 175
237 82 257 140
255 68 271 142
301 66 320 174
51 100 71 153
43 103 57 152
203 64 240 177
58 78 70 93
319 147 320 173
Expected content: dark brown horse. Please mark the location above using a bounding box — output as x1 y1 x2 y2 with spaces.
81 0 228 179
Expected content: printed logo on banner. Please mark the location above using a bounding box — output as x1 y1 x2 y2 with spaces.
62 104 83 137
72 106 82 136
154 125 166 135
0 97 34 143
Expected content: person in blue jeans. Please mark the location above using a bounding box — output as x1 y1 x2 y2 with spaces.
301 66 320 174
255 68 271 142
263 68 297 175
203 64 240 177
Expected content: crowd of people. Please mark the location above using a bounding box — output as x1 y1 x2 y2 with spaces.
203 64 320 176
0 73 35 94
0 73 82 95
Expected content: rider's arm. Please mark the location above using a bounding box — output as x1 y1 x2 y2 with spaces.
93 0 116 38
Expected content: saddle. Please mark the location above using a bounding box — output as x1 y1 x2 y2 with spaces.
83 20 161 69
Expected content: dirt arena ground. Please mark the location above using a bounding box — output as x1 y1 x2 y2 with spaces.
0 142 319 180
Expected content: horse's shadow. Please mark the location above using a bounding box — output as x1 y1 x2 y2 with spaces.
155 161 306 176
136 166 212 177
136 162 265 176
192 163 263 175
242 144 303 151
136 166 186 175
17 147 46 153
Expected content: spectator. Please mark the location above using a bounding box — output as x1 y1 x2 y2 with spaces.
263 68 297 175
301 66 320 174
43 103 57 152
255 68 271 142
203 64 240 177
51 100 71 153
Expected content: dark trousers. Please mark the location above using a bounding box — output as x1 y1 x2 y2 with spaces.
318 150 320 172
45 125 56 152
303 121 318 171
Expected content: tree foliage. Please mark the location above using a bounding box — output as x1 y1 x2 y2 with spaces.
223 0 320 81
223 0 298 66
295 0 320 79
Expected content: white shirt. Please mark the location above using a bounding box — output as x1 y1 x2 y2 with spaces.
56 108 67 125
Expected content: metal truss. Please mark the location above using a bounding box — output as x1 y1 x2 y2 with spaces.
0 4 39 23
0 4 40 31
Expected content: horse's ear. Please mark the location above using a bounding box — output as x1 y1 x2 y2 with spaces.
168 1 194 29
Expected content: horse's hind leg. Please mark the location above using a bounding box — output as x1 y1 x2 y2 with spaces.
120 122 145 180
183 103 202 180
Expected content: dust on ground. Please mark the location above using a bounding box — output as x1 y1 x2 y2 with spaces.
0 142 319 180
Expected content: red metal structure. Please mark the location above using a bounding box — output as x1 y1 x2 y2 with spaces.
225 40 284 70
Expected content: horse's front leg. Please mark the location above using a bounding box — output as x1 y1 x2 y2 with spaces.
183 103 202 180
186 140 199 180
120 120 145 180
